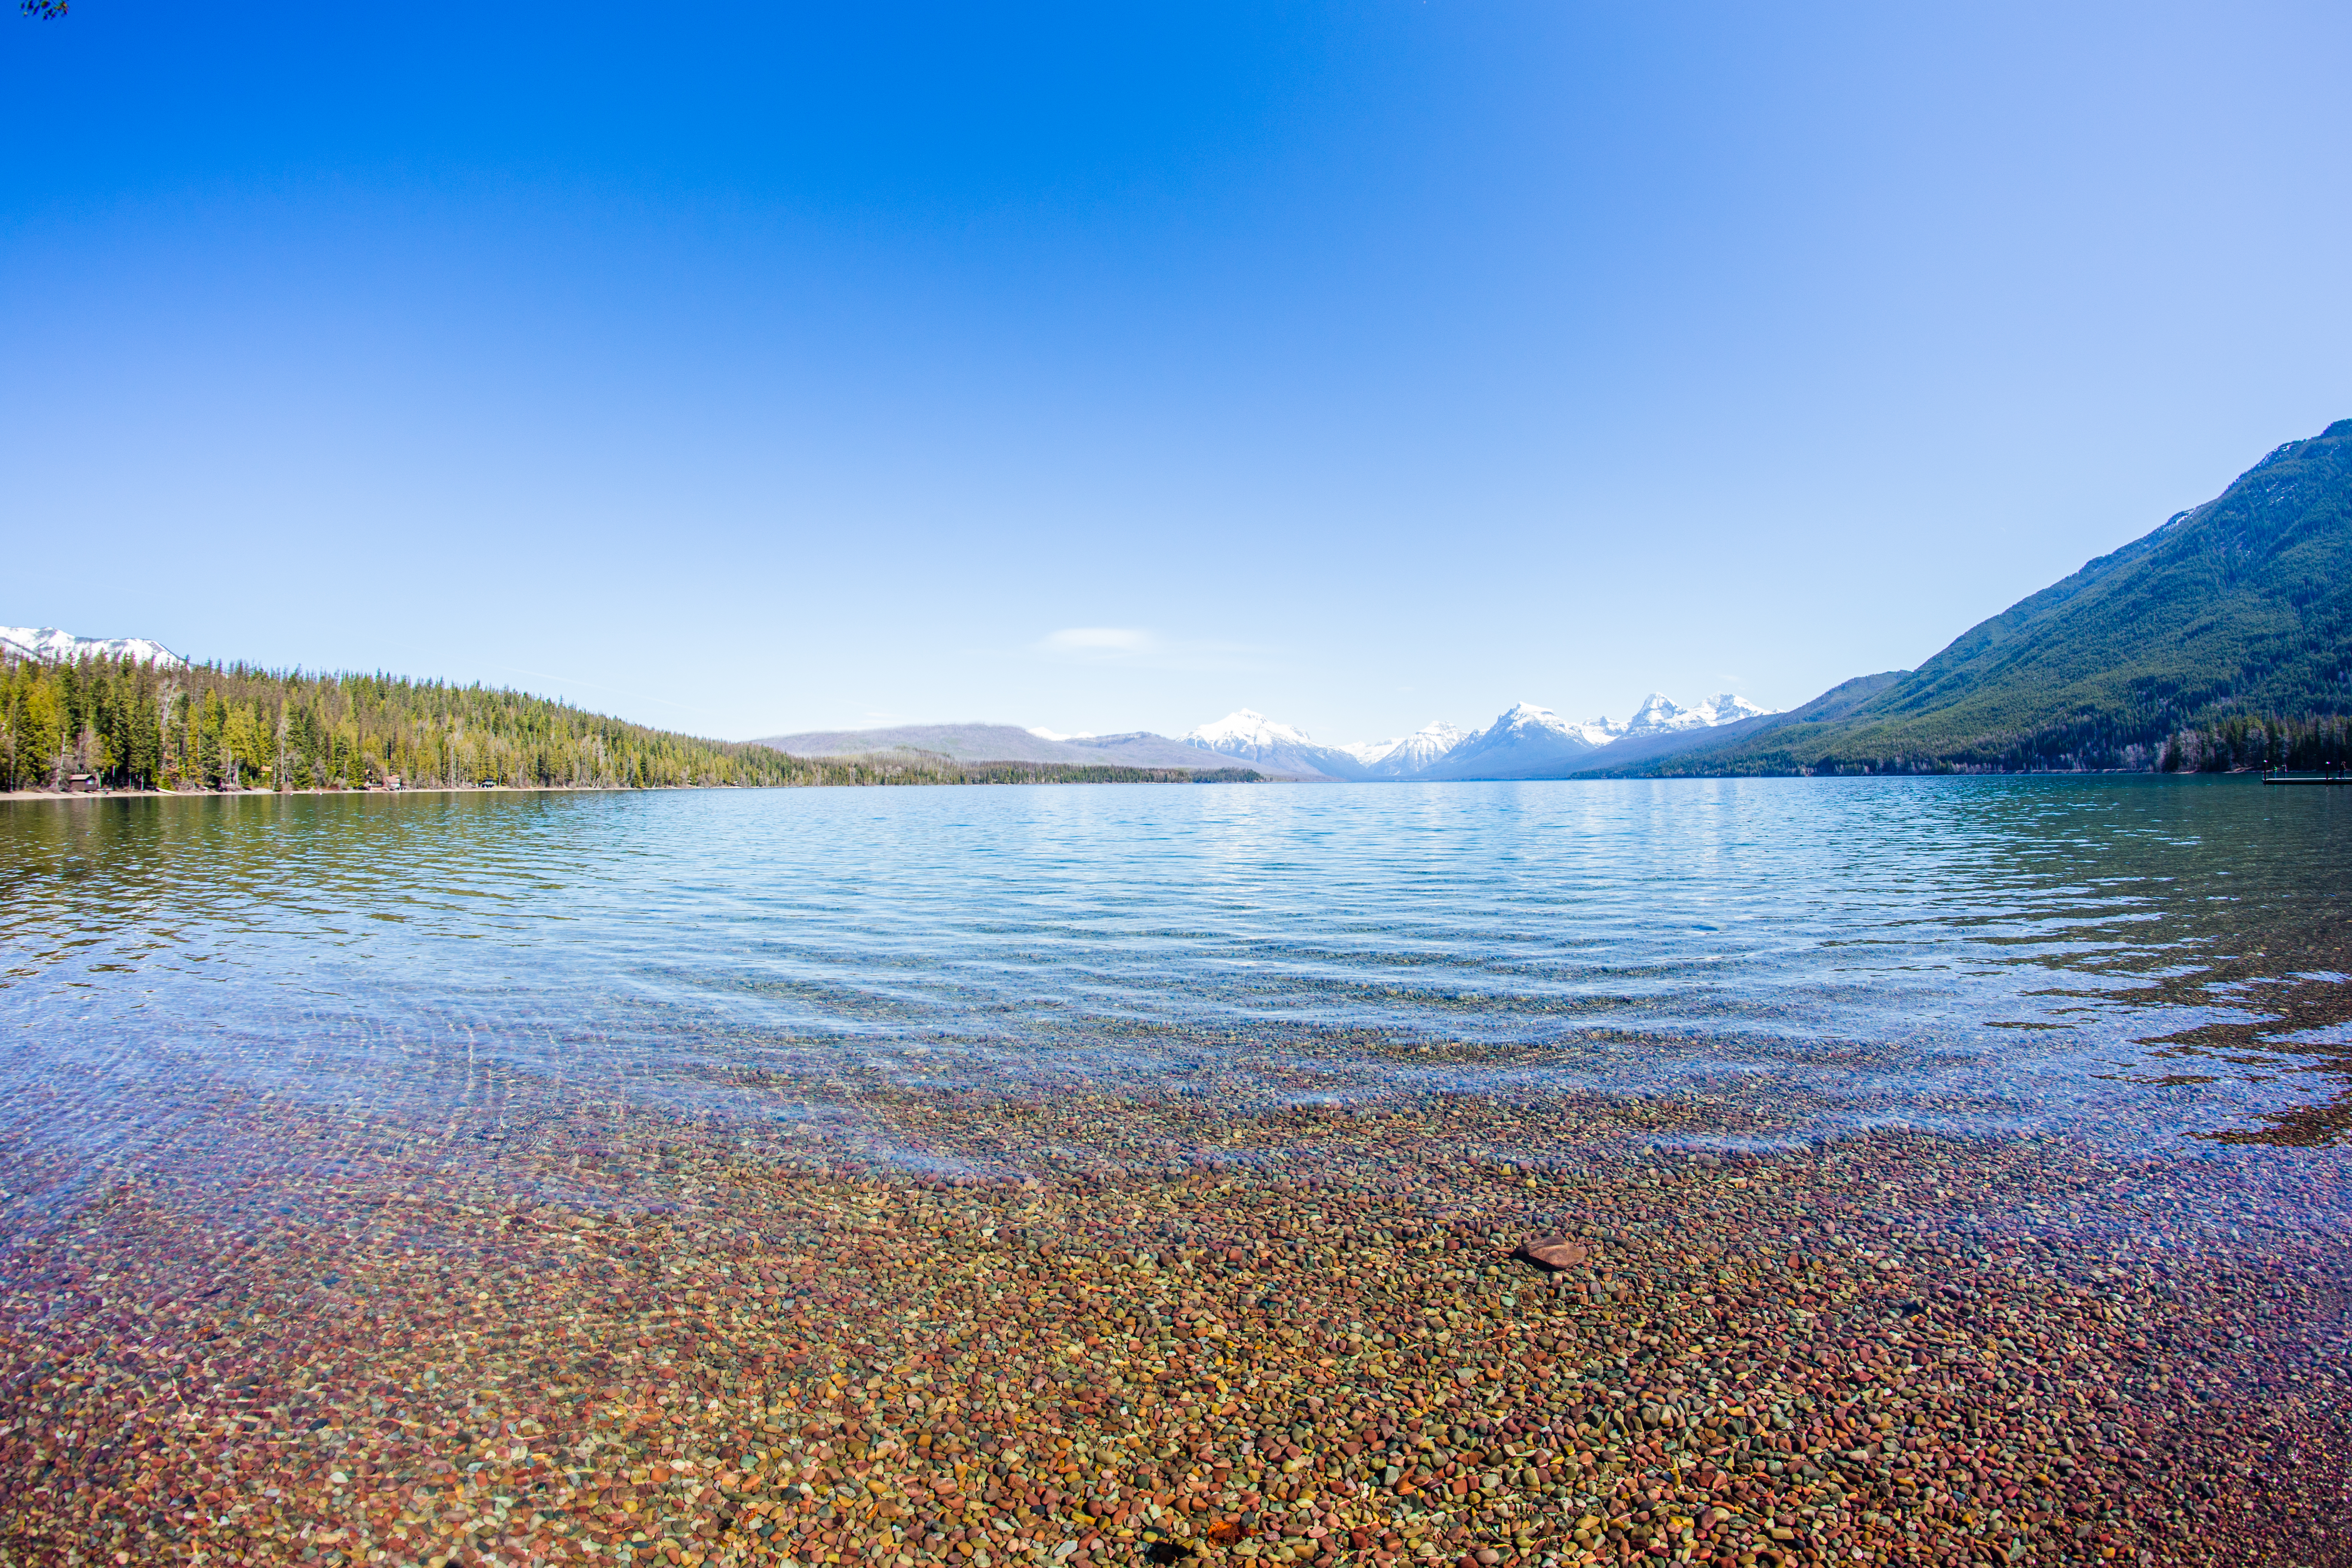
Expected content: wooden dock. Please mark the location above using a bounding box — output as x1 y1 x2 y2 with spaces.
2262 773 2352 786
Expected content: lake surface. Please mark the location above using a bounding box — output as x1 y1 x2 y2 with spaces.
8 776 2346 1568
5 776 2349 1204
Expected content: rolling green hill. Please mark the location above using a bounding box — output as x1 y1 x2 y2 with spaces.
1636 418 2352 775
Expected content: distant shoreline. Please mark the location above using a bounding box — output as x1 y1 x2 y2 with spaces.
2 770 2269 804
2 784 630 801
0 775 1283 802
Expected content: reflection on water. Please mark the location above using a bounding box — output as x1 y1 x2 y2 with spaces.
1 777 2348 1200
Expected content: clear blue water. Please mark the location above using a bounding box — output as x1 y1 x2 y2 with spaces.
3 777 2349 1190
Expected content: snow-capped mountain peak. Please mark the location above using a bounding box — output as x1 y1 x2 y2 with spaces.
1 625 184 668
1184 708 1317 749
1623 692 1687 733
1180 709 1375 778
1493 701 1559 729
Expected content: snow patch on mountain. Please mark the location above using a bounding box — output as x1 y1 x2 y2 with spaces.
1 625 184 668
1026 726 1096 741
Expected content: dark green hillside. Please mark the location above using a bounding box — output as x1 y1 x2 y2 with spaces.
1651 418 2352 775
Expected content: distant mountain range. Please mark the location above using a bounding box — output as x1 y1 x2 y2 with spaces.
747 722 1225 772
759 692 1776 781
1402 694 1772 781
1167 694 1770 779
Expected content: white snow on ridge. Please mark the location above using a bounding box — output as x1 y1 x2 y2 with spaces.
1621 691 1772 736
1694 692 1772 726
1489 700 1562 731
1026 725 1096 741
1 625 184 668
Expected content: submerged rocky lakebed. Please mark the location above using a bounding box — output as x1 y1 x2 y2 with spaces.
1 778 2348 1568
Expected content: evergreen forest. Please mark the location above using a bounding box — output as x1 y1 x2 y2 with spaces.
0 654 1260 793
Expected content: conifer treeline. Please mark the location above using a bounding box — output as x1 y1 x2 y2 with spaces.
2157 713 2352 774
1964 708 2352 775
0 653 1258 793
1674 709 2352 778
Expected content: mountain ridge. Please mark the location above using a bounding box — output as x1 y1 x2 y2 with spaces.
749 723 1225 772
738 692 1787 781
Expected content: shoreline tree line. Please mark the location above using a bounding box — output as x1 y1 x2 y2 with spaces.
1642 708 2352 778
0 652 1259 793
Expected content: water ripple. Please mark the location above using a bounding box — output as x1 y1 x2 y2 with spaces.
3 777 2349 1187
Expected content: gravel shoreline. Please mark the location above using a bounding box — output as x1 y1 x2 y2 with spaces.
1 1083 2346 1568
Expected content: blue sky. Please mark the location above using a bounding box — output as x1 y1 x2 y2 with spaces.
5 2 2349 746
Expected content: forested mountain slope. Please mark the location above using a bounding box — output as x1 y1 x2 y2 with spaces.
1647 418 2352 774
